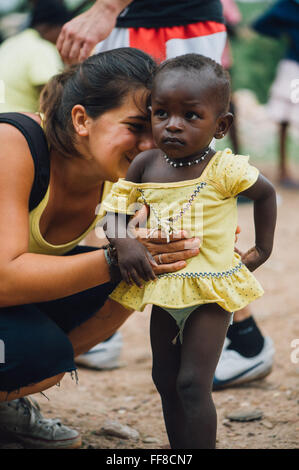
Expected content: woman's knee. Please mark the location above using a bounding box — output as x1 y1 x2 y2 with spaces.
0 372 65 402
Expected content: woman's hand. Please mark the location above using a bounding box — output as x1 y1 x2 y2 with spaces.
130 206 200 275
138 231 200 275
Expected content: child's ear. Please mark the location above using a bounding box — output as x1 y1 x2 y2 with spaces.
214 112 234 139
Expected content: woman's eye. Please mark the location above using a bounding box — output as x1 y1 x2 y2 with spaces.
127 123 144 133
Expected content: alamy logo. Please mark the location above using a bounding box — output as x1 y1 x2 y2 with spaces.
0 339 4 363
0 80 5 104
290 79 299 104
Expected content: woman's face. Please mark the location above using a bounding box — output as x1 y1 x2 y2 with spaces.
82 89 155 182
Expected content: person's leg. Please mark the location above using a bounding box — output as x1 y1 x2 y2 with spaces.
279 121 289 182
69 299 133 357
150 305 185 448
276 121 299 187
0 304 81 448
176 304 231 449
0 257 132 448
0 299 132 402
213 305 275 390
228 99 240 155
227 306 264 357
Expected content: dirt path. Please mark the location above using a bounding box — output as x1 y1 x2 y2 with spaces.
28 163 298 450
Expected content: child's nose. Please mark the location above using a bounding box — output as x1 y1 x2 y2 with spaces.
166 116 183 132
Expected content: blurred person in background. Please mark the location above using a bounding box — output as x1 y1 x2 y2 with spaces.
57 0 275 390
0 0 69 113
253 0 299 188
221 0 241 155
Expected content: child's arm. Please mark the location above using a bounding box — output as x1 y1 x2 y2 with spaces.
237 174 277 271
104 152 157 286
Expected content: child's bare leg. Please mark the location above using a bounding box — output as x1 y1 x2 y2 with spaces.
150 306 185 448
177 303 231 449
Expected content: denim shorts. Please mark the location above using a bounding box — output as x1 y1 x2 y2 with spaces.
0 246 116 392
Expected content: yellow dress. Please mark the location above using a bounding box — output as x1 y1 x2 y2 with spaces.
102 149 264 330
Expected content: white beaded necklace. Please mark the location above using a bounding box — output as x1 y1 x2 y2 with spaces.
163 147 210 168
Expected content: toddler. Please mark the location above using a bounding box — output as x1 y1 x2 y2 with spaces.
102 54 277 449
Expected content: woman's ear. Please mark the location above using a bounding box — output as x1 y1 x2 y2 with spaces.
71 105 89 137
214 112 234 139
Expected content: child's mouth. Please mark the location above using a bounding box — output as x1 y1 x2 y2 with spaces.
163 137 185 146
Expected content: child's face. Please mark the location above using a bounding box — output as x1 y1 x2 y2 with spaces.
151 69 225 159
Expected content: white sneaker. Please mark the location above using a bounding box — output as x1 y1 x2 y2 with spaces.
213 336 275 390
75 332 123 370
0 397 81 449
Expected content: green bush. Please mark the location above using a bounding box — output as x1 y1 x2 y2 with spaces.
230 1 286 103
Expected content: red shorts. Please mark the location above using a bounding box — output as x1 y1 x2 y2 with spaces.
95 21 227 64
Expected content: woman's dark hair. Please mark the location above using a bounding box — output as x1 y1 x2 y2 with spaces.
40 48 157 157
154 53 231 115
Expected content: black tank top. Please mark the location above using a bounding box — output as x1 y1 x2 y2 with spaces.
116 0 224 28
0 112 50 211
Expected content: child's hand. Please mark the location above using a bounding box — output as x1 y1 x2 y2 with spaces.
115 239 156 287
239 246 268 272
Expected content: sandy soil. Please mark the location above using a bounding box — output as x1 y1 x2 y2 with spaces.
23 162 298 451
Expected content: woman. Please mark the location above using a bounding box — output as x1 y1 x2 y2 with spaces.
0 48 199 449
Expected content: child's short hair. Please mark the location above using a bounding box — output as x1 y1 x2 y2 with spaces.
155 53 231 115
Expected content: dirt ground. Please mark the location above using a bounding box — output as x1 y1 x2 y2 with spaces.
22 162 297 451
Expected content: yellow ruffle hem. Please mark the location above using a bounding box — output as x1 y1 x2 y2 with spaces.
109 254 264 314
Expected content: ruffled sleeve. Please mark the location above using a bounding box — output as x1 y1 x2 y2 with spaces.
101 178 141 215
210 149 259 198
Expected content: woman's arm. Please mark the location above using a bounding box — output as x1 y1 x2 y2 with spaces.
0 125 110 307
237 174 277 271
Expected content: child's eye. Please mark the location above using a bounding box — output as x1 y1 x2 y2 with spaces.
185 111 199 120
154 109 167 119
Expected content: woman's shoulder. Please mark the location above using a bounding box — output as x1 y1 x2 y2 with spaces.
0 113 37 176
0 112 42 138
21 112 42 125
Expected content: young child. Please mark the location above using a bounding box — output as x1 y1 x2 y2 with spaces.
102 54 277 449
